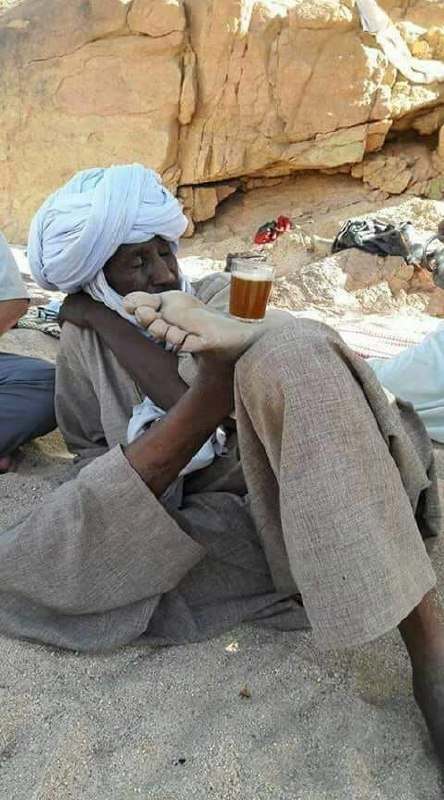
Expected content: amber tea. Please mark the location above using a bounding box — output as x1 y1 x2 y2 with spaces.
229 260 275 322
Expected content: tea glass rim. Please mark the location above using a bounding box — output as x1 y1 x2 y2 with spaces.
230 258 275 276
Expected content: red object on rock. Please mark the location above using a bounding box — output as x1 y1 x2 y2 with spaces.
276 215 292 233
253 215 292 245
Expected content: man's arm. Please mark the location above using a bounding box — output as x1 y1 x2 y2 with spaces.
0 298 29 335
126 358 234 496
59 293 188 411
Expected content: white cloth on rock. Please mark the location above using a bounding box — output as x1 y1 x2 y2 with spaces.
356 0 444 85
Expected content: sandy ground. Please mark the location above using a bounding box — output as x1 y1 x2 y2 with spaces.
2 197 444 798
1 408 443 799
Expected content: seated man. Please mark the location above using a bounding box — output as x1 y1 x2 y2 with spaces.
0 232 56 471
0 163 439 767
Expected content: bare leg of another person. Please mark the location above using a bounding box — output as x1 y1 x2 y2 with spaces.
400 590 444 759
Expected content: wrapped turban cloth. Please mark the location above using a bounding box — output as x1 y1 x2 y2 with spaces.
28 163 190 321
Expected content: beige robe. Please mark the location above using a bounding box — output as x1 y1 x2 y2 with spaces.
0 275 439 651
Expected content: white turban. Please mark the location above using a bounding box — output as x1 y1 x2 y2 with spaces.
28 163 188 294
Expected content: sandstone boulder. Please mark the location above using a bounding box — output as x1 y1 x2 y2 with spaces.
351 140 444 200
271 257 359 313
1 0 444 239
270 251 443 317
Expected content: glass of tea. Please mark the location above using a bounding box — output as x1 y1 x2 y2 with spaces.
229 259 275 323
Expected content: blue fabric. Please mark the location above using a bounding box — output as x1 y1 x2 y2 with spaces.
28 164 188 294
0 353 56 455
368 323 444 443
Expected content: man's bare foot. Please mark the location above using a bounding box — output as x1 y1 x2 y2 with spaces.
124 290 290 360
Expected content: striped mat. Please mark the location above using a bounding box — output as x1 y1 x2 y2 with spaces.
334 323 426 360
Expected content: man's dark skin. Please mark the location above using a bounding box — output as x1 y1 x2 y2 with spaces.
60 232 444 772
60 236 188 411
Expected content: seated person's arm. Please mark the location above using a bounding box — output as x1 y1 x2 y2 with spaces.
59 292 187 411
0 298 28 335
0 234 29 334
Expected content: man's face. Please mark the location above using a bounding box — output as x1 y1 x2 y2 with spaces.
103 236 180 297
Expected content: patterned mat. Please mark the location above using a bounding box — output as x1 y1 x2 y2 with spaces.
335 322 425 360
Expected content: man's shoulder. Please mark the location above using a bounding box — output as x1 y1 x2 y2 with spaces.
192 272 230 310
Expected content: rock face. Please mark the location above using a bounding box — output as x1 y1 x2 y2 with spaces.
270 246 440 317
266 198 444 318
180 186 444 318
1 0 444 240
352 140 444 199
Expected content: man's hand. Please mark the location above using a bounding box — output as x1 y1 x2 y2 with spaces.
58 292 101 329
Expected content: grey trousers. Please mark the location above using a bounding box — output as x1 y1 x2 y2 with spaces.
0 352 56 457
0 319 438 652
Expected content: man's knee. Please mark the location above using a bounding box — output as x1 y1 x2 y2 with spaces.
0 360 56 454
236 318 335 386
